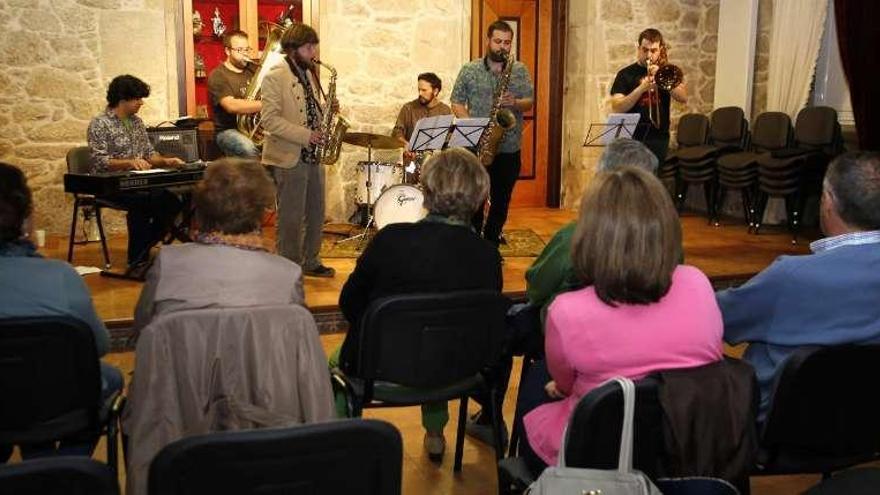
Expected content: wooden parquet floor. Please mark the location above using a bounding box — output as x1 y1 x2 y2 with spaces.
35 206 850 494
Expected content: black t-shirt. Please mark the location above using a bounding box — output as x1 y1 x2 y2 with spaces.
610 62 671 135
207 64 255 131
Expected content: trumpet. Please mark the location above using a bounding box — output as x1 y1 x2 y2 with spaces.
647 46 683 129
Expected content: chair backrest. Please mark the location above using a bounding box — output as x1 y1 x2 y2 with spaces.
751 112 793 151
761 345 880 463
676 114 710 147
66 146 93 175
564 376 665 478
355 290 509 389
148 419 403 495
0 317 101 445
709 106 748 148
0 457 119 495
793 106 842 153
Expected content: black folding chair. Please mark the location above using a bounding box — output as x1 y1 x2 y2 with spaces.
755 345 880 478
0 457 119 495
148 419 402 495
331 290 510 473
0 317 125 477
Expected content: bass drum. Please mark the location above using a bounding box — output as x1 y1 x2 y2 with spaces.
373 184 427 230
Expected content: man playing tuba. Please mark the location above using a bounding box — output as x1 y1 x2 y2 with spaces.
260 23 335 278
207 30 262 158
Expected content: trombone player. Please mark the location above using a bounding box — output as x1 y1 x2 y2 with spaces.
207 30 261 158
610 28 688 163
260 23 335 278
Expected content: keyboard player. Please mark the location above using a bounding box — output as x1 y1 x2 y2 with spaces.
87 75 185 269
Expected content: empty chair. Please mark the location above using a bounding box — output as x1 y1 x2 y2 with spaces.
148 419 402 495
659 113 710 200
754 345 880 477
676 107 749 222
66 146 115 268
0 317 125 476
0 457 119 495
716 112 793 229
332 290 510 474
753 106 844 241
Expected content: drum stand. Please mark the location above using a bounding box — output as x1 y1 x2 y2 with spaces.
335 142 377 250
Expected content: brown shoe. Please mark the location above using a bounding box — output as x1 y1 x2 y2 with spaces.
423 431 446 463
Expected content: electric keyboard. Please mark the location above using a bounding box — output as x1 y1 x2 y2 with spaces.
64 161 208 196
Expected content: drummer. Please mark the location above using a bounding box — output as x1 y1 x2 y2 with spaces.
392 73 452 167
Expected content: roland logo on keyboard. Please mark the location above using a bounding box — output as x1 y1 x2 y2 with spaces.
157 134 181 142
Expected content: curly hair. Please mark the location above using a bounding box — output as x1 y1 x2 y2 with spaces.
421 148 489 223
106 75 150 108
193 159 275 234
0 162 32 244
417 72 442 91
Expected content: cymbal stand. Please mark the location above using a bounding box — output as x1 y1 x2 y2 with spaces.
335 140 376 249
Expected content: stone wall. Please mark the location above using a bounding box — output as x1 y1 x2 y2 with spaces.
561 0 720 209
751 0 772 118
0 0 178 235
317 0 470 222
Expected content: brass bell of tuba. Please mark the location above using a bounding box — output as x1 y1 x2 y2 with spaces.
235 22 286 147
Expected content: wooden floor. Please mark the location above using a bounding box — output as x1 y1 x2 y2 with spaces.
43 206 847 494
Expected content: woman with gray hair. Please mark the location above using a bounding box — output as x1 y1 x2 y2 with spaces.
336 147 503 461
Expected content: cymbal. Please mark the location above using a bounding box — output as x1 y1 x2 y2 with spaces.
342 132 403 150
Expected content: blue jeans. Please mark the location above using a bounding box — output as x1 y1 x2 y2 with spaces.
1 362 124 461
215 128 260 158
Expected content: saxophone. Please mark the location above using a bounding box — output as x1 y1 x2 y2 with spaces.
236 23 286 147
313 59 349 165
476 52 517 167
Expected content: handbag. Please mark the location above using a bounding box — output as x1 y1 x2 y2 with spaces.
526 377 663 495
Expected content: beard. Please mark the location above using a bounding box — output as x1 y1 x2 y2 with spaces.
229 56 249 70
418 94 435 106
488 48 508 63
292 52 315 69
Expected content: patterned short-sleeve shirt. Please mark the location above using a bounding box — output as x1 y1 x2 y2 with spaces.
450 57 534 153
87 109 155 173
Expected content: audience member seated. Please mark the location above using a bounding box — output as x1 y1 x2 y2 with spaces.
516 166 723 475
0 162 123 460
466 138 660 446
334 147 503 461
717 151 880 422
87 74 185 268
134 158 303 331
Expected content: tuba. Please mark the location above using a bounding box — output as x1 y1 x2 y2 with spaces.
236 22 286 147
313 59 349 165
476 52 517 167
648 45 684 128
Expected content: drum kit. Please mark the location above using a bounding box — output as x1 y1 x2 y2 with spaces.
337 131 430 244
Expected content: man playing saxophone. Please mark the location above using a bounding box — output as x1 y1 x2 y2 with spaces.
610 28 688 164
451 20 533 247
207 30 261 158
260 23 335 278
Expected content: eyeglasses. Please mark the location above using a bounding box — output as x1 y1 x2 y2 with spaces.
228 47 251 54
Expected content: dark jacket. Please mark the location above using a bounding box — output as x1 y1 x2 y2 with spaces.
338 220 503 372
657 358 758 490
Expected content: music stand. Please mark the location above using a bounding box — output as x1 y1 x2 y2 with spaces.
583 113 643 147
448 117 490 148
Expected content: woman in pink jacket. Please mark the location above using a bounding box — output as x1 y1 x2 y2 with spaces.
517 166 723 474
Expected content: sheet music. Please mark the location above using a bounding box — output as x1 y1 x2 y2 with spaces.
130 169 169 174
408 114 454 151
448 117 490 148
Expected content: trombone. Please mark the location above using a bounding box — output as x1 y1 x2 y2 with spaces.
647 46 683 128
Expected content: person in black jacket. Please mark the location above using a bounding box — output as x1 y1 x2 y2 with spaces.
336 147 503 462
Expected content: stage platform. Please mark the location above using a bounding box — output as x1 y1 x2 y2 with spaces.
48 206 814 349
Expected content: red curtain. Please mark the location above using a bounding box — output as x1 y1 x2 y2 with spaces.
834 0 880 150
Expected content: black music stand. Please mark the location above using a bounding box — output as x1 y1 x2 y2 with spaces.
448 117 490 149
583 113 644 147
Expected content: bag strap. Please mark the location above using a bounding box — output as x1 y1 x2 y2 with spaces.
556 376 637 471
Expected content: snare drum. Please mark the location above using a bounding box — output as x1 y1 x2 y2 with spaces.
373 184 427 229
355 161 402 205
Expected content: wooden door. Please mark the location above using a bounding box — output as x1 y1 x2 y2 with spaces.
471 0 554 207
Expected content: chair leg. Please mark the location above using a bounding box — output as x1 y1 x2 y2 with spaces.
676 181 689 213
68 198 80 262
752 192 769 234
95 206 111 269
454 396 468 472
715 185 728 226
740 187 752 228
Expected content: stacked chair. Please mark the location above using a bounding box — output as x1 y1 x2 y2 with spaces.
754 106 844 242
674 107 749 223
659 113 710 202
716 112 793 229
